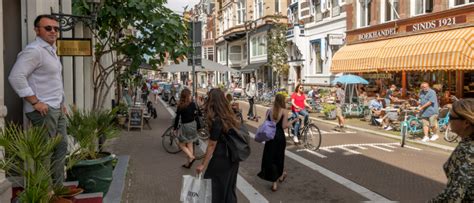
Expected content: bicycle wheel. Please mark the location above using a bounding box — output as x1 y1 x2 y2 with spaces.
443 125 459 142
197 128 209 140
400 122 407 147
162 126 181 154
193 137 207 160
302 124 322 150
407 116 423 135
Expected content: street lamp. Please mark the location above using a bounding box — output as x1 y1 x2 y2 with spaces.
51 0 101 31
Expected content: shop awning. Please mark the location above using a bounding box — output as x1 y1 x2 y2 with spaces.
330 40 388 73
331 27 474 73
381 27 474 72
241 62 266 72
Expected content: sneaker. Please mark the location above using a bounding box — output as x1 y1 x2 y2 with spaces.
385 126 393 131
375 118 383 123
430 134 439 141
421 136 430 142
292 136 300 143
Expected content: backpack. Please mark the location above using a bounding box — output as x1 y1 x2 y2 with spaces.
223 123 251 162
255 110 276 143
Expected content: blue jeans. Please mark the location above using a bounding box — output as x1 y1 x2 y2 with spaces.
292 110 309 138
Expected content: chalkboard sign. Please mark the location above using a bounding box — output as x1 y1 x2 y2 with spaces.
128 107 143 131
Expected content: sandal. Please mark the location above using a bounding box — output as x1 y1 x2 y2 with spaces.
181 158 196 169
278 172 287 183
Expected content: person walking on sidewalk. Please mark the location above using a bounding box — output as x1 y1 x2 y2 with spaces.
335 83 346 131
173 88 198 168
8 15 68 187
290 84 312 143
431 99 474 202
258 94 298 191
196 88 241 203
418 82 440 142
246 77 257 120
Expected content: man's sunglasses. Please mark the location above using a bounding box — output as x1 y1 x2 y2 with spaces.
38 26 60 32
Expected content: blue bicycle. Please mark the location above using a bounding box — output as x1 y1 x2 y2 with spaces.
400 109 422 147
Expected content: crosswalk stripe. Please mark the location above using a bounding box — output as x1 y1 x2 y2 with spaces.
369 145 394 152
320 148 335 153
237 175 269 203
339 146 362 154
354 145 368 150
297 149 327 158
382 144 397 149
404 145 422 151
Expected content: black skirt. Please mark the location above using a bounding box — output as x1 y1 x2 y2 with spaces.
257 116 286 182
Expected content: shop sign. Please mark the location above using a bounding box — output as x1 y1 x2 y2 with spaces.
362 73 392 79
358 28 398 41
406 15 466 32
328 34 345 45
56 39 92 56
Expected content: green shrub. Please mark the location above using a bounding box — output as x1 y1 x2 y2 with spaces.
321 103 336 114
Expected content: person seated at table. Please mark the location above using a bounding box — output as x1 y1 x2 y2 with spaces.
369 94 384 126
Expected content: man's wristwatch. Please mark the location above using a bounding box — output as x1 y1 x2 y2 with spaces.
31 100 39 106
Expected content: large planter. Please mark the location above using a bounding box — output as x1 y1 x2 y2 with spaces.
67 152 115 195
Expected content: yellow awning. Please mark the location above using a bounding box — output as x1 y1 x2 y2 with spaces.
330 40 387 73
331 27 474 73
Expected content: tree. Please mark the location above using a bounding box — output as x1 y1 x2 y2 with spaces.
267 20 289 88
73 0 190 110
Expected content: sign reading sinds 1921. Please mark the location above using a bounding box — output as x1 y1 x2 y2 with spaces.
406 15 466 32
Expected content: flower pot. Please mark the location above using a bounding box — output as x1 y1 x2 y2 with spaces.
117 115 127 125
67 152 115 195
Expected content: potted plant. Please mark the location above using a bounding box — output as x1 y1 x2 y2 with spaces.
115 103 128 126
0 124 63 202
322 103 337 120
66 108 118 195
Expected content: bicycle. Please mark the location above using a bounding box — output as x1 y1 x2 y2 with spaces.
161 125 209 159
287 113 322 150
399 108 423 147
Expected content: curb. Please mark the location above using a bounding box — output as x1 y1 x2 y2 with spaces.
104 155 130 203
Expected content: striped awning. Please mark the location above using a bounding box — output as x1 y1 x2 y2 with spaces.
330 40 388 73
331 27 474 73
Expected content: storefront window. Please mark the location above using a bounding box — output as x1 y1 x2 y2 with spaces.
463 72 474 97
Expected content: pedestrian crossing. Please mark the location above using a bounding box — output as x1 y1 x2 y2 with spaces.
296 143 422 159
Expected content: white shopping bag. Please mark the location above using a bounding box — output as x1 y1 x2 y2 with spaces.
180 174 212 203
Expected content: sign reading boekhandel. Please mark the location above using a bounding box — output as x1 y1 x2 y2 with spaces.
56 38 92 56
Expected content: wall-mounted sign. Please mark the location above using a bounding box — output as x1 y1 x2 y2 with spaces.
56 39 92 56
358 27 398 41
406 15 466 32
328 34 345 45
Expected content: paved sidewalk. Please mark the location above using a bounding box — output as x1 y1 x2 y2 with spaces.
197 89 456 152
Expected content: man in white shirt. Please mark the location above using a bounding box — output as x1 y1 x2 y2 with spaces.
8 15 68 186
246 77 257 119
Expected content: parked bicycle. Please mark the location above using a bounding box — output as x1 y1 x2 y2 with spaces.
161 125 209 159
287 114 322 150
442 96 460 142
400 108 422 147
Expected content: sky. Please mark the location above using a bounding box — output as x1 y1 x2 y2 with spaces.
165 0 201 14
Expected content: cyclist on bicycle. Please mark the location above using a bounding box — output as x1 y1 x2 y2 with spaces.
290 84 312 143
417 82 440 142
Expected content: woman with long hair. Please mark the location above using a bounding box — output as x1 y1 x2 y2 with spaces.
431 99 474 202
173 88 198 168
258 93 297 191
290 84 312 143
196 88 240 203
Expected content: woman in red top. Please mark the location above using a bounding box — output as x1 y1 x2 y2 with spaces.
290 84 312 143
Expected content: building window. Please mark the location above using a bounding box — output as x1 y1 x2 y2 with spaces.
452 0 474 7
218 47 227 63
251 36 267 57
411 0 433 16
312 42 323 74
237 0 246 25
289 5 299 24
275 0 280 13
251 37 257 57
382 0 399 22
358 0 372 27
255 0 264 19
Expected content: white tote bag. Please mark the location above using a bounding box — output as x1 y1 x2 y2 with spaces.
180 174 212 203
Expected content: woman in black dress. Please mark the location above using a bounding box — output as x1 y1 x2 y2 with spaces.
173 88 198 168
196 88 241 203
258 93 297 191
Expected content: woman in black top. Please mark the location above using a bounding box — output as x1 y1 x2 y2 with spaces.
196 88 241 203
258 94 297 191
173 88 198 168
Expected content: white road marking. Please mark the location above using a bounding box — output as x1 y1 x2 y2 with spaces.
404 145 422 151
320 148 335 153
296 149 327 158
339 146 362 155
162 98 268 203
285 150 390 201
382 144 397 149
369 145 394 152
354 145 368 150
